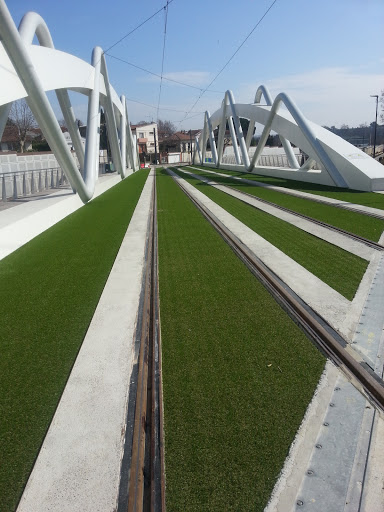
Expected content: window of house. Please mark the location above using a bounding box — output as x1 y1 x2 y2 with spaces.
149 131 154 135
139 132 144 138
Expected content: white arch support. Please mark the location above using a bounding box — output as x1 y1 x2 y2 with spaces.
194 85 384 192
0 0 138 203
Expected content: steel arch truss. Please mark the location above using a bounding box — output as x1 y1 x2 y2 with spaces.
194 85 384 192
0 1 139 204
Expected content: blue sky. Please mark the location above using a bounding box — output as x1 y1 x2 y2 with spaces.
7 0 384 131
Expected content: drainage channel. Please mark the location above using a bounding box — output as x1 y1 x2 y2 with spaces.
166 167 384 414
121 174 165 512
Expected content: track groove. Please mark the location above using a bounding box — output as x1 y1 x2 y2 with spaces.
127 174 165 512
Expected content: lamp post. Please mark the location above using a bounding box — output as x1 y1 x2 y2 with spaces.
370 95 379 159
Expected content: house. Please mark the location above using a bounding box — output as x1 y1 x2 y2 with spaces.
130 122 159 164
159 130 201 164
0 125 37 152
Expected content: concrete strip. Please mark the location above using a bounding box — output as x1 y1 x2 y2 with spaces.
168 169 349 331
340 252 382 341
0 173 129 260
350 254 384 367
189 166 384 219
264 361 340 512
360 415 384 510
17 171 153 512
293 374 367 511
177 168 375 261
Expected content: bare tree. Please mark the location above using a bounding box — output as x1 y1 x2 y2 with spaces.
58 118 68 130
9 99 37 152
157 119 176 138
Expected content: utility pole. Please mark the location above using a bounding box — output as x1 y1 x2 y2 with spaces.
154 127 158 165
370 95 379 158
189 129 193 164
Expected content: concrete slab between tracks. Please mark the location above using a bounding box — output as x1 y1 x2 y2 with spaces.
16 171 153 512
0 173 128 261
177 168 375 262
168 168 349 332
189 167 384 219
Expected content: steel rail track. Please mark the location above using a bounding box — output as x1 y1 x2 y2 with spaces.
167 167 384 414
178 167 384 251
127 174 165 512
191 166 384 220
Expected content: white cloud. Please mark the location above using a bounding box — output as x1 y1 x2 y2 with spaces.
238 67 384 127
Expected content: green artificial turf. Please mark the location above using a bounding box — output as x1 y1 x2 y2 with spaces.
174 169 367 301
189 164 384 210
180 167 384 242
0 170 149 512
157 168 325 511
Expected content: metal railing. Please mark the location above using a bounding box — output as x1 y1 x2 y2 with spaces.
1 167 69 201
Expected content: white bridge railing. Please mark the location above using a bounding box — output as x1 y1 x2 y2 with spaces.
1 168 69 201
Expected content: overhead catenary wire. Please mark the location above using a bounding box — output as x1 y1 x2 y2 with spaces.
125 96 204 115
103 0 176 55
105 53 224 93
156 0 170 123
178 0 279 126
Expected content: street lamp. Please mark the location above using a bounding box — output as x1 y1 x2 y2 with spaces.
370 95 379 159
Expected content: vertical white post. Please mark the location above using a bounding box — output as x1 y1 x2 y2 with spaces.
120 96 127 174
206 112 218 165
228 116 241 164
13 174 18 199
201 115 208 165
216 97 227 167
227 90 250 169
2 175 7 201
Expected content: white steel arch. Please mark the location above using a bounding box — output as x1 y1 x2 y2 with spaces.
0 0 139 204
194 85 384 192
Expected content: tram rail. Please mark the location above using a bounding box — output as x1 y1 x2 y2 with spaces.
167 167 384 414
177 167 384 251
127 174 165 512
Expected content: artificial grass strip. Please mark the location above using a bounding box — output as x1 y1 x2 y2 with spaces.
189 165 384 210
181 167 384 242
174 169 367 301
157 168 325 511
0 169 149 512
